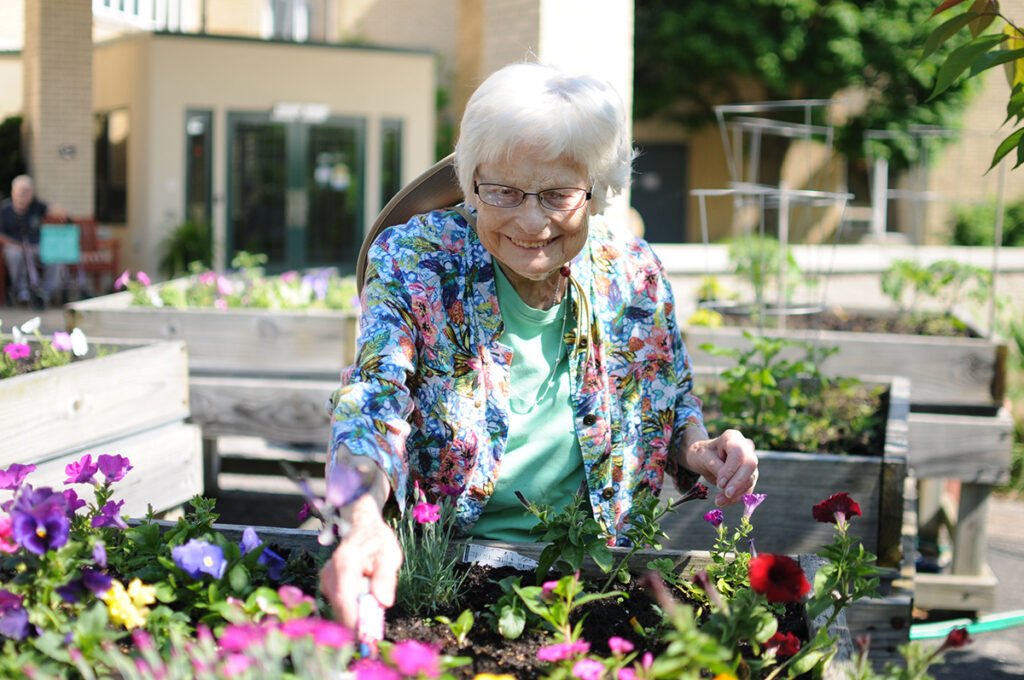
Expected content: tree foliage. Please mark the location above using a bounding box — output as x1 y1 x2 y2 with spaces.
633 0 976 168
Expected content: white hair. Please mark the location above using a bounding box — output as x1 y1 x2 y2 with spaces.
454 62 633 214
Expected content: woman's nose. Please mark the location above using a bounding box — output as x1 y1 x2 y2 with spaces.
514 195 551 232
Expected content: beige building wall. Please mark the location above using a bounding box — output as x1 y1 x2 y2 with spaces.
0 3 22 51
205 2 266 37
0 54 22 120
22 0 94 215
94 32 435 275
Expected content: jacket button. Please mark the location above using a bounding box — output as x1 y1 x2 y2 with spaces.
601 486 615 500
582 414 597 426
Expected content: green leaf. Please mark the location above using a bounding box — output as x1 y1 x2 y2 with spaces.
562 541 584 571
919 11 981 64
988 127 1024 170
967 0 996 37
537 544 560 580
586 540 615 573
969 47 1024 77
931 33 1009 99
497 604 525 639
792 649 827 675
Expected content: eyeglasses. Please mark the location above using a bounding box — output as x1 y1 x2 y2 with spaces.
473 181 592 211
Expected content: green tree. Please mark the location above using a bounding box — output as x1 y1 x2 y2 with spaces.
634 0 976 169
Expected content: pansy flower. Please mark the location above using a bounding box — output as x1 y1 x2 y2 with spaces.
172 539 227 580
0 590 29 641
239 527 286 580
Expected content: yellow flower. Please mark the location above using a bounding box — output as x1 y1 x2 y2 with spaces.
473 675 517 680
100 578 151 630
712 674 738 680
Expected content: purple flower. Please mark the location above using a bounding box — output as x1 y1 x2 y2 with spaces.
114 270 130 290
56 568 112 603
97 454 133 484
0 464 35 490
703 509 724 527
91 500 128 530
297 502 311 521
326 461 368 509
64 454 99 485
10 488 70 555
239 527 285 580
52 332 73 352
742 493 767 520
0 590 29 641
93 541 108 568
2 343 31 360
63 489 86 513
172 539 227 580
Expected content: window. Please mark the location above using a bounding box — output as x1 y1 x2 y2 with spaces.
185 110 213 226
380 119 403 208
95 109 129 223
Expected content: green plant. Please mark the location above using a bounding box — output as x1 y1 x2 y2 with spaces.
1 316 92 379
880 258 992 325
435 608 474 646
920 0 1023 170
699 333 883 454
514 571 619 644
391 483 469 616
157 219 212 279
949 197 1024 246
515 489 615 582
482 574 540 640
728 236 813 309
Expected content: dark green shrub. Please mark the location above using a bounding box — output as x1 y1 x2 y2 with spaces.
949 199 1024 247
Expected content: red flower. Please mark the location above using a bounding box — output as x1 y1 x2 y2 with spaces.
748 554 810 603
812 493 862 524
767 631 802 657
938 627 972 652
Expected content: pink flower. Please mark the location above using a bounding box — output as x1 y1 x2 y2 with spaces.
199 271 216 285
97 454 133 483
412 501 440 524
0 517 18 553
219 623 266 652
217 276 233 296
642 652 653 670
114 270 130 290
608 636 634 655
537 640 590 662
214 298 228 311
618 669 637 680
221 653 252 676
278 584 315 610
3 343 30 360
52 332 73 351
572 658 605 680
0 463 36 490
352 658 402 680
136 271 151 286
703 509 724 527
64 454 99 485
541 580 559 598
389 639 440 677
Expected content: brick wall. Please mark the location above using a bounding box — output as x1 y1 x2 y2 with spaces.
21 0 94 214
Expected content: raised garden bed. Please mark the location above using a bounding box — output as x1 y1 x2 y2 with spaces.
683 308 1012 612
65 287 359 492
0 338 202 515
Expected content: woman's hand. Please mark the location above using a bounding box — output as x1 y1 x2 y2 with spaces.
319 492 403 629
681 428 758 507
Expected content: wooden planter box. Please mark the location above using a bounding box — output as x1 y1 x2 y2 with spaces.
682 312 1012 611
65 288 359 492
0 339 202 516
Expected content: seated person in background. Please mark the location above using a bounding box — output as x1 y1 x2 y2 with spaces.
0 174 66 307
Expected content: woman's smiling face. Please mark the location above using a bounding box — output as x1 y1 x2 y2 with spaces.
471 146 590 304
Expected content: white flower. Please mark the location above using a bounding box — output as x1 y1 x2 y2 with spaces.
148 290 164 307
19 316 41 334
12 327 23 344
70 328 89 357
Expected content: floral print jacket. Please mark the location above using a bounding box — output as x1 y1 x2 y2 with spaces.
328 204 704 539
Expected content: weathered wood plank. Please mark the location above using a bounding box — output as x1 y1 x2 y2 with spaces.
189 376 335 442
915 566 998 612
66 298 359 377
23 421 203 517
0 340 190 465
684 324 1004 407
907 410 1013 483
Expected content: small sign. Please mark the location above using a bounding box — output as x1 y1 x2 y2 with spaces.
462 544 539 570
39 224 81 264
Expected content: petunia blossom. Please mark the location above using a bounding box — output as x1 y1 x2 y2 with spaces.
412 501 440 524
114 270 130 290
0 463 36 490
767 631 802 657
93 541 108 568
92 500 128 529
239 527 286 579
97 454 133 483
748 554 810 603
19 317 40 334
389 639 440 677
52 331 73 352
0 517 16 553
3 342 30 360
136 271 151 286
63 488 86 513
812 492 862 526
938 626 972 652
69 328 88 357
703 509 724 527
64 454 99 485
172 539 227 580
742 493 767 520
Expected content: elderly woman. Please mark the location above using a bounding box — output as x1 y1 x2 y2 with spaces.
321 62 757 627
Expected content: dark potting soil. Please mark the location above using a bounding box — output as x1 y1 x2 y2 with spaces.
384 564 809 680
720 306 974 338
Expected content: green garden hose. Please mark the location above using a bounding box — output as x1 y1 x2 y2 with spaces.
909 609 1024 639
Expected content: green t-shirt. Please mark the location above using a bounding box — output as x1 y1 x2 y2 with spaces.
466 264 585 542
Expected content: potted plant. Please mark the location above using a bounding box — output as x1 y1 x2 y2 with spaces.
0 316 201 516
